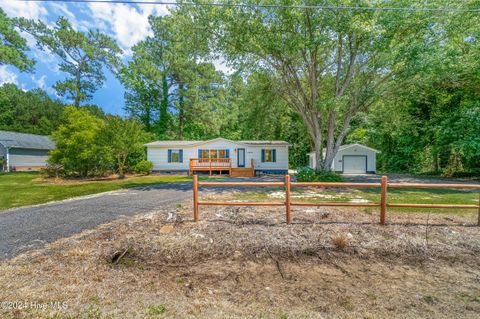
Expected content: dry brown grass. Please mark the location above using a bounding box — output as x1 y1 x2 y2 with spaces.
1 197 480 318
332 234 348 250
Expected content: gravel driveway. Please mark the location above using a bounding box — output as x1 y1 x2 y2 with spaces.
0 182 193 260
0 177 285 261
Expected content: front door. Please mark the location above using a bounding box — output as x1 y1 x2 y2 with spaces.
237 148 245 167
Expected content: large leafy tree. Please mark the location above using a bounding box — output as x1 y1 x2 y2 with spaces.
103 116 151 178
119 15 227 140
353 5 480 175
0 83 64 135
0 8 34 71
18 17 122 107
49 106 112 177
177 1 436 170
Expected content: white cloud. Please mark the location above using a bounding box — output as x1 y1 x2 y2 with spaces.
1 1 47 20
88 2 170 53
31 74 46 89
0 66 18 85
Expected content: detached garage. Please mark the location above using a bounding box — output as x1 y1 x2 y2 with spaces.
308 143 379 174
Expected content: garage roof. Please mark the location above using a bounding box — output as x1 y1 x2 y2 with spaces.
0 130 55 150
308 143 380 154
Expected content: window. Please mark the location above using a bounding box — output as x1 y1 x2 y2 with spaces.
168 149 183 163
261 149 276 162
199 149 229 159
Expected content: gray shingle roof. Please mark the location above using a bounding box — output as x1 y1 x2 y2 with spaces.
0 130 55 150
144 137 289 147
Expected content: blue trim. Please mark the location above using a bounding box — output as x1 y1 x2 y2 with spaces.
272 149 276 162
179 149 183 163
167 149 172 163
225 149 230 158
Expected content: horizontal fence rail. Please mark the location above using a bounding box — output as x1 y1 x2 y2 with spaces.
192 175 480 225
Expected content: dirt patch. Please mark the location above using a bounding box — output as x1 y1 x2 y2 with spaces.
1 200 480 318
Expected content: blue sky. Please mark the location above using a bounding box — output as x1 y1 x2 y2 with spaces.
0 0 174 115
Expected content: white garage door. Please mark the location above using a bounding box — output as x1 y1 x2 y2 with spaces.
343 156 367 174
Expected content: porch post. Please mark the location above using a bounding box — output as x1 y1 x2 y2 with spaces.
6 147 10 172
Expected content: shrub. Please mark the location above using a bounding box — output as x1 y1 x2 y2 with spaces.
41 164 64 178
296 167 344 182
134 160 153 175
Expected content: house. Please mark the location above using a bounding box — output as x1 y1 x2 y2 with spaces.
144 137 289 176
308 143 379 174
0 130 55 172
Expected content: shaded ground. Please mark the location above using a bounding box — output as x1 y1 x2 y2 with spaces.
1 198 479 318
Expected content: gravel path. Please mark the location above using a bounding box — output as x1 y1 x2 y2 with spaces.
0 182 193 260
0 177 285 261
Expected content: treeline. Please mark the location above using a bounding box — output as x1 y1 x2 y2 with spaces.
1 3 479 176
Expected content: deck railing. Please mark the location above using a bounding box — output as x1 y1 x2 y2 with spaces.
189 158 232 175
192 175 480 225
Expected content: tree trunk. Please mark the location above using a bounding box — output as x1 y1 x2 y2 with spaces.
159 73 169 135
177 83 185 139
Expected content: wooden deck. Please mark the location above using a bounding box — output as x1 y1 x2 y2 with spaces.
189 158 231 176
189 158 254 177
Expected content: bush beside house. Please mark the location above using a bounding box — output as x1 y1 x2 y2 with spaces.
48 107 152 178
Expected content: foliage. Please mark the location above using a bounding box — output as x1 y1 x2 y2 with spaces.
0 83 65 135
118 15 229 140
17 16 122 107
176 1 434 171
0 8 34 71
103 116 151 178
40 164 64 178
296 167 344 182
354 8 480 176
134 160 153 175
49 107 112 177
49 107 151 178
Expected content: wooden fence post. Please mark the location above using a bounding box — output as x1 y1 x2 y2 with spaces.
477 192 480 227
380 175 388 225
285 174 291 224
193 174 199 222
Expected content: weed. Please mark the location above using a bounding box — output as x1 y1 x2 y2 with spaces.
332 235 348 250
146 304 167 317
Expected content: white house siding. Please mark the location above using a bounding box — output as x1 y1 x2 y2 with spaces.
147 140 288 173
308 144 377 173
8 148 49 170
333 147 376 173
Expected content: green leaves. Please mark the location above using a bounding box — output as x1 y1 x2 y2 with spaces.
0 8 34 71
17 16 122 107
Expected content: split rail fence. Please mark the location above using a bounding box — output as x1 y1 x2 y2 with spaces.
192 175 480 225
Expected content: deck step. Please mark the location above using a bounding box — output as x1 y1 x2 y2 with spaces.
231 168 255 177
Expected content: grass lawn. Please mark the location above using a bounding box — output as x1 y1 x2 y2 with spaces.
230 187 480 214
0 172 195 211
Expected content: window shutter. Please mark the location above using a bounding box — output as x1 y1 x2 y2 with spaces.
179 149 183 163
272 149 277 162
168 149 172 163
198 149 202 158
261 149 265 162
225 149 230 158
